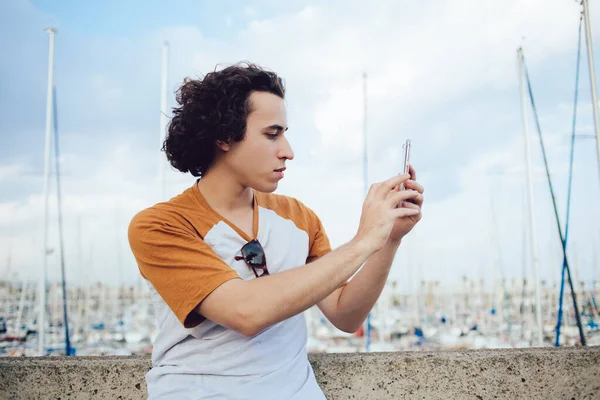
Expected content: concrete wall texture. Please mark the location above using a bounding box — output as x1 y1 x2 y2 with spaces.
0 347 599 399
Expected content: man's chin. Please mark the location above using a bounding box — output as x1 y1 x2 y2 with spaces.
252 181 278 193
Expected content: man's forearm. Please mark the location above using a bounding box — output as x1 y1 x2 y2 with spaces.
199 237 375 337
331 239 401 332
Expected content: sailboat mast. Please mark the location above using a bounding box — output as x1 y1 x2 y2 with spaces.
517 47 544 346
38 27 56 356
362 72 368 196
582 0 600 185
115 204 125 335
159 41 169 200
53 86 73 356
362 72 372 352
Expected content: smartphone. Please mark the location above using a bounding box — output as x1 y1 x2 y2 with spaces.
400 139 411 190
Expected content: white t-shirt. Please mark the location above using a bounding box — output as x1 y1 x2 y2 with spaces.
129 183 332 399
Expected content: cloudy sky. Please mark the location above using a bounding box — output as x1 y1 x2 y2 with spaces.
1 0 599 294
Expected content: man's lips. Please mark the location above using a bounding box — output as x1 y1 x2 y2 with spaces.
274 167 286 179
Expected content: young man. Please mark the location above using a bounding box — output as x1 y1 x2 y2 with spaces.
128 63 424 399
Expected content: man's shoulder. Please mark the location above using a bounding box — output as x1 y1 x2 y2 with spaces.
129 185 203 231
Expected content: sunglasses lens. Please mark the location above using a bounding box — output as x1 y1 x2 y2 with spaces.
242 241 265 266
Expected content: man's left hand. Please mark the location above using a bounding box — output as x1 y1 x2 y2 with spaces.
387 164 424 244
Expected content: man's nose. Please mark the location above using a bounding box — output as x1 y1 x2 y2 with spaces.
279 137 294 160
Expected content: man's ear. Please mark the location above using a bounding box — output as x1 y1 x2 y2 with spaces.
215 139 230 152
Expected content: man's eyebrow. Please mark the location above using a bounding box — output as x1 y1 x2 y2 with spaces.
263 124 288 132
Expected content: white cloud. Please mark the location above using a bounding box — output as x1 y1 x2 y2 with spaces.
1 0 599 290
0 163 28 181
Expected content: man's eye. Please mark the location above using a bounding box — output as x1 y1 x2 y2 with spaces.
266 133 278 140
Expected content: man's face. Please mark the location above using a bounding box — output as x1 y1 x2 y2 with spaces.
224 91 294 193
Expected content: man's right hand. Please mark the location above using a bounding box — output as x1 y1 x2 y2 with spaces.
352 173 420 255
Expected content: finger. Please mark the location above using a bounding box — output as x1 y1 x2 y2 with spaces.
404 180 424 194
405 192 424 208
393 191 423 209
392 207 420 218
409 164 417 181
396 199 422 211
387 189 419 207
400 201 420 210
377 174 410 198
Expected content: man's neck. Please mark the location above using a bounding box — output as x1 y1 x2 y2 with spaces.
197 168 254 213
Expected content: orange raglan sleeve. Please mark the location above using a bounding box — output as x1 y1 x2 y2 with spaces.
128 209 240 328
305 208 332 264
303 203 349 288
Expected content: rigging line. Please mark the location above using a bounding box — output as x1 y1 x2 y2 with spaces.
522 50 587 346
556 15 583 347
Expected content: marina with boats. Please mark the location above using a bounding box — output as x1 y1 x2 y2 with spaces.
0 276 598 357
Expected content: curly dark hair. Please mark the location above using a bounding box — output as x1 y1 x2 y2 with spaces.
162 62 286 177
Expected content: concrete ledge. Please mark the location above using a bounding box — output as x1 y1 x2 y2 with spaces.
0 347 599 399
